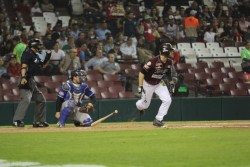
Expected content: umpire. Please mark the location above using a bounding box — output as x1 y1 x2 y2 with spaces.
12 38 50 128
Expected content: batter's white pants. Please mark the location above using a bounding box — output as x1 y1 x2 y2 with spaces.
136 80 172 121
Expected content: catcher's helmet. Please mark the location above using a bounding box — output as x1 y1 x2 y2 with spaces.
28 38 42 50
159 43 174 56
71 69 87 81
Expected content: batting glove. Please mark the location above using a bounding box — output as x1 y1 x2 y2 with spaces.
138 86 145 94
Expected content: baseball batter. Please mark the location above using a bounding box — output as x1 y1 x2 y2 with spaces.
136 43 177 127
55 69 96 127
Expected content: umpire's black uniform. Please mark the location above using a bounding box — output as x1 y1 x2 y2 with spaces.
13 39 49 127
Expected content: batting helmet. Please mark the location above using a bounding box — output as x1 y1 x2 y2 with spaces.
159 43 174 56
28 38 42 50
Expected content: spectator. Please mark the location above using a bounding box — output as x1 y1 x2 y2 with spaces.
0 57 7 77
109 42 122 60
164 15 179 43
137 44 153 64
48 42 66 74
59 48 81 74
62 36 76 51
120 37 137 58
104 35 115 53
40 0 54 12
78 43 92 67
95 20 111 41
83 0 104 23
123 11 137 45
143 15 156 52
12 36 27 64
43 33 54 50
88 36 98 55
214 2 228 18
9 17 23 36
57 34 67 48
20 28 29 44
184 10 199 44
238 15 250 33
85 49 108 70
7 55 21 77
31 1 42 16
46 23 52 35
241 42 250 73
185 1 201 16
204 26 217 43
199 5 214 24
16 0 30 14
243 26 250 42
96 52 120 75
70 23 81 41
75 32 87 48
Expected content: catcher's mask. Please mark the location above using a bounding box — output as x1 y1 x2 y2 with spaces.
28 38 42 51
159 43 174 57
71 69 87 82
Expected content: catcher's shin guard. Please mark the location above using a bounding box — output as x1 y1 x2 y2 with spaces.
59 108 71 126
83 118 92 127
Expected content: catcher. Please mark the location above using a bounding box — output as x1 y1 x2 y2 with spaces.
55 69 96 127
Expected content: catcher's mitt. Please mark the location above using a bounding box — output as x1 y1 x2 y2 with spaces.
79 103 94 113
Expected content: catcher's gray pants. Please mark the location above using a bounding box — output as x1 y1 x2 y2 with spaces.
61 100 92 126
13 78 46 122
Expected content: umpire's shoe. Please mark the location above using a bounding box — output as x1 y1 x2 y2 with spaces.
153 119 166 128
12 120 25 127
33 122 49 128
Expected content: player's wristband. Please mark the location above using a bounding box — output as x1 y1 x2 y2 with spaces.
21 76 26 79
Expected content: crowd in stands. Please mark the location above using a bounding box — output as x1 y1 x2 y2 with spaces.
1 0 250 99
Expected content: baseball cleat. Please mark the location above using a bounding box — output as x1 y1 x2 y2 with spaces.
33 122 49 128
56 121 65 128
12 120 25 127
153 119 166 128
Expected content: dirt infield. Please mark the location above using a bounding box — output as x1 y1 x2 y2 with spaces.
0 121 250 133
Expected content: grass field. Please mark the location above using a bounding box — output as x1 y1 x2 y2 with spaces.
0 122 250 167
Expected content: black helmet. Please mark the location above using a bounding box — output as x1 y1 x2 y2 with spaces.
71 69 87 80
159 43 174 56
28 38 42 50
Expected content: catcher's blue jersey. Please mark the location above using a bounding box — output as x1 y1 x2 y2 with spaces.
57 80 94 106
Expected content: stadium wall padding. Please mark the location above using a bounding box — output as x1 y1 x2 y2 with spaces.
0 96 250 126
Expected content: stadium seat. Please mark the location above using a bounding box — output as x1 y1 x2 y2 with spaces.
206 42 220 48
34 76 51 86
176 63 192 73
236 82 250 90
108 85 125 94
51 75 68 83
119 91 136 98
2 83 17 90
12 88 20 96
131 64 141 71
91 86 108 95
194 62 209 69
223 78 238 84
44 81 61 93
192 42 206 49
219 83 236 95
43 93 57 101
211 72 227 80
103 74 120 82
87 73 103 81
210 61 225 68
3 94 20 101
85 81 97 87
206 78 222 96
224 47 238 53
230 89 248 96
205 67 221 74
177 42 191 49
97 80 114 88
101 92 119 99
58 16 71 27
221 67 236 73
209 47 224 54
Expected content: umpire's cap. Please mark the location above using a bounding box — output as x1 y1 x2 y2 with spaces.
28 38 42 49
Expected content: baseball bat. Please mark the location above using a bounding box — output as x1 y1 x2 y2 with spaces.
91 110 118 126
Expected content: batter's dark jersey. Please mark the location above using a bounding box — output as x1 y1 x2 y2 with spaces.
141 55 173 85
21 48 43 77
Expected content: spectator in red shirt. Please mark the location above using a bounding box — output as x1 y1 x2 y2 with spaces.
7 56 21 77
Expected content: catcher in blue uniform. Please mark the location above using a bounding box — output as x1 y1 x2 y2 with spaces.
55 69 96 127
